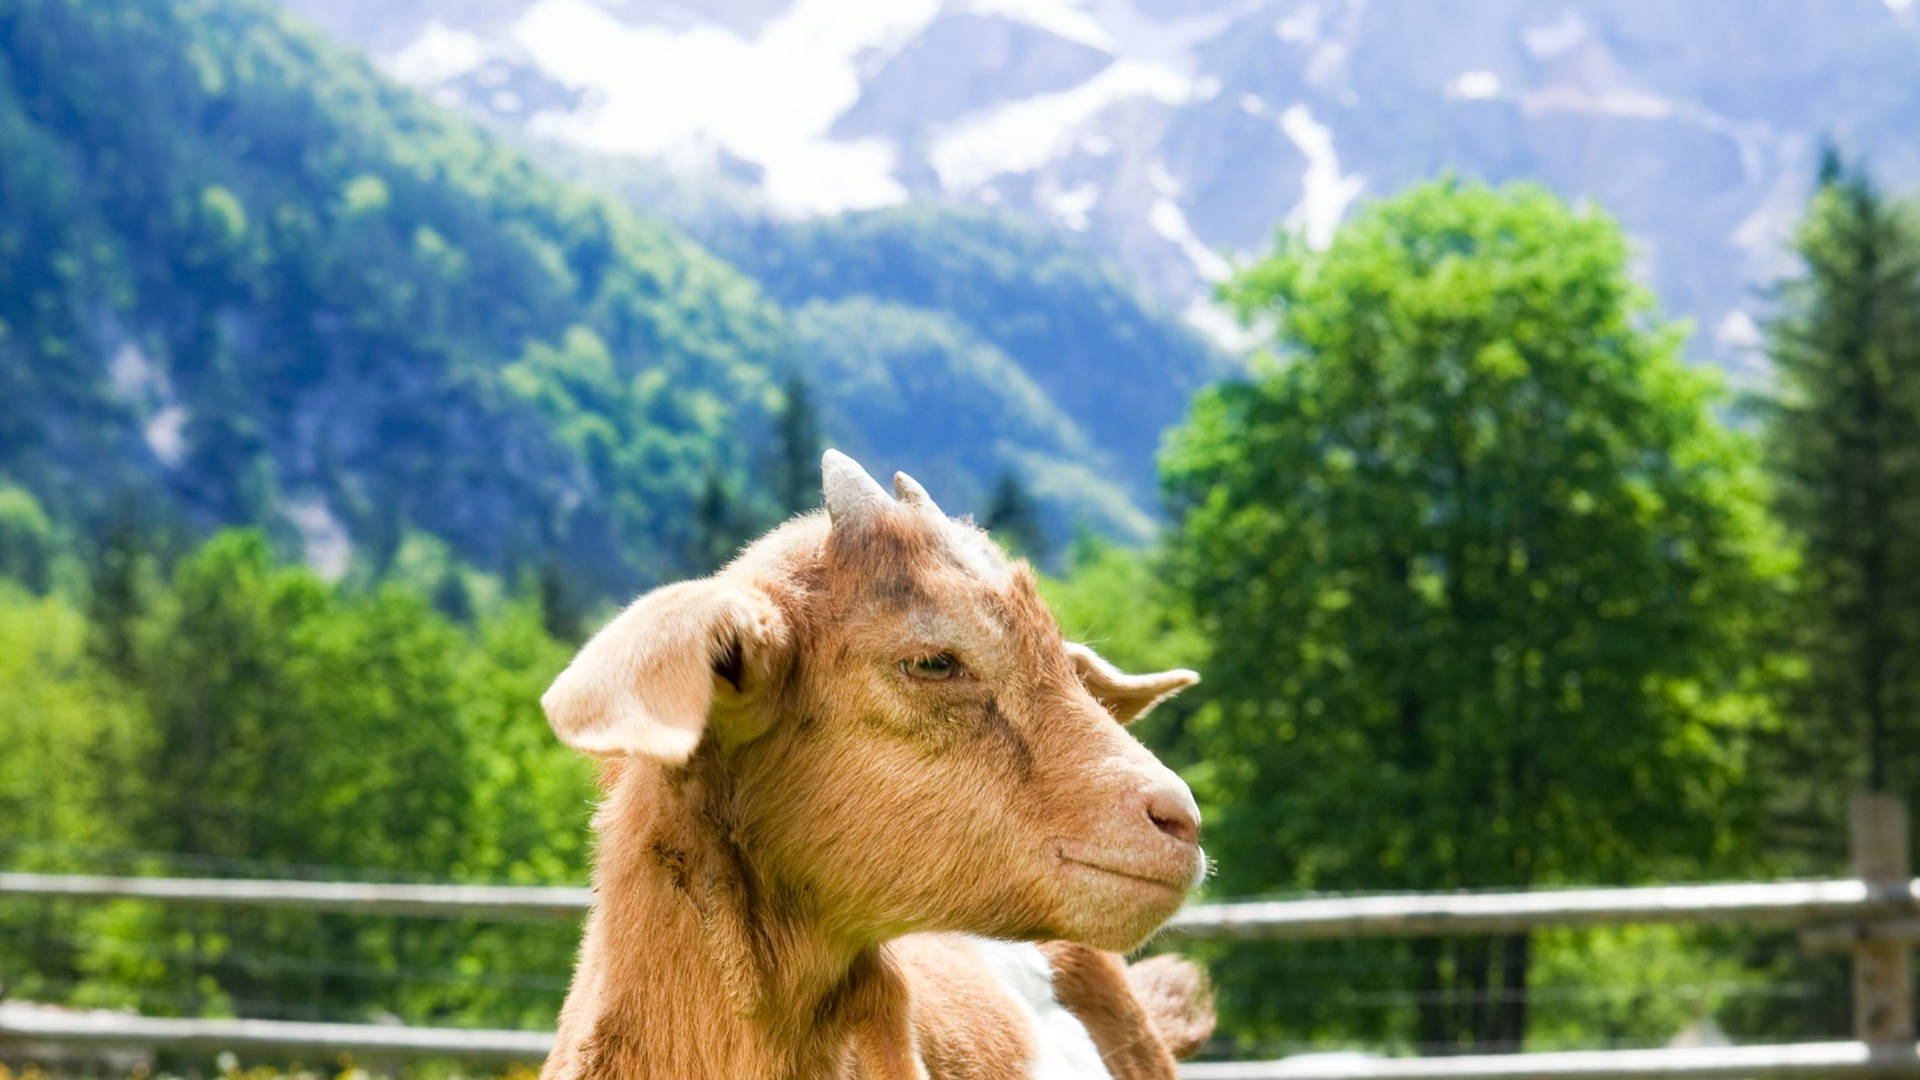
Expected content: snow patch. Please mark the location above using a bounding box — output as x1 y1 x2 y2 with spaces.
1522 10 1589 60
1045 181 1101 230
966 0 1116 52
390 21 492 85
1715 310 1763 351
144 406 187 468
1274 5 1321 45
1304 40 1349 90
1279 104 1363 249
1184 296 1268 353
1447 70 1501 100
1521 85 1671 120
109 342 157 400
509 0 934 214
286 497 352 583
1149 198 1231 283
1147 159 1181 197
929 60 1195 191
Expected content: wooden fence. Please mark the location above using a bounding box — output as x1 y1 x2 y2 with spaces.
4 794 1917 1079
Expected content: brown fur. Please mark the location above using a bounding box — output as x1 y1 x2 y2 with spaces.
1119 954 1217 1061
539 455 1212 1079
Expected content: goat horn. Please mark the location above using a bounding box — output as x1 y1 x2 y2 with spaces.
822 449 891 528
892 471 943 517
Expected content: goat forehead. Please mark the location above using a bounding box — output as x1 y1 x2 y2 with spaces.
934 520 1014 588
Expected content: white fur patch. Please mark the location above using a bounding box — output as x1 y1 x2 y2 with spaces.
964 937 1113 1080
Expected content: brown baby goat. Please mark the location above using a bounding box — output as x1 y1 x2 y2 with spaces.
539 451 1213 1079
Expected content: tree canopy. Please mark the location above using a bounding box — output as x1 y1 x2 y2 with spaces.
1163 178 1789 1050
1759 152 1920 840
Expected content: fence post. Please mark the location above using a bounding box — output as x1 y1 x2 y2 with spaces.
1850 791 1914 1044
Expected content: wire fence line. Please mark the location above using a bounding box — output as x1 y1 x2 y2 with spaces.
0 1004 552 1061
4 795 1916 1079
5 1005 1919 1080
1179 1042 1920 1079
10 872 1919 935
0 872 590 921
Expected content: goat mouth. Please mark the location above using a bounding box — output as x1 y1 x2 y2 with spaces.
1053 844 1195 897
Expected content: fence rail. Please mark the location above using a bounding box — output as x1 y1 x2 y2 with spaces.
5 795 1917 1079
5 1004 1919 1079
10 871 1918 937
0 1004 551 1061
1180 1043 1920 1079
0 871 591 920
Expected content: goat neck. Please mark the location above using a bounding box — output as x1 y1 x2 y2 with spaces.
547 754 917 1080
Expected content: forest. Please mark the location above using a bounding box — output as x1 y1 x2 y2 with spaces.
4 0 1920 1065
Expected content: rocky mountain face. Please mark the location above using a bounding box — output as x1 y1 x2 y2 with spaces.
2 0 1217 597
282 0 1920 376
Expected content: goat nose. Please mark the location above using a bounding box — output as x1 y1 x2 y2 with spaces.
1143 784 1201 846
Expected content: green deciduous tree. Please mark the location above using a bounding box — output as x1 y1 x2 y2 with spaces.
1037 535 1209 762
11 527 599 1026
0 584 149 1000
1760 153 1920 846
1163 179 1787 1051
0 485 54 592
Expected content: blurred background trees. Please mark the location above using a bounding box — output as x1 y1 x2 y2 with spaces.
5 0 1920 1061
1757 151 1920 862
1162 179 1787 1051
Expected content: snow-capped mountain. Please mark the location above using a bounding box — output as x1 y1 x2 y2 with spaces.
282 0 1920 372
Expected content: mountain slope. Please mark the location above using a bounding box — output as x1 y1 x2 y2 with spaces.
0 0 797 592
702 204 1223 501
1 0 1202 589
283 0 1920 372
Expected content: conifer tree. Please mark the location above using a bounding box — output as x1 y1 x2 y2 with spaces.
774 372 825 516
982 471 1050 563
1763 152 1920 821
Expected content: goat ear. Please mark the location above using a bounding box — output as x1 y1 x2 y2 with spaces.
1065 642 1198 726
542 579 790 762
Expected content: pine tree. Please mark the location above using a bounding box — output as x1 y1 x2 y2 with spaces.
430 567 475 623
0 486 54 593
773 371 824 516
694 470 745 573
537 560 583 643
1763 152 1920 818
86 501 154 679
982 471 1050 563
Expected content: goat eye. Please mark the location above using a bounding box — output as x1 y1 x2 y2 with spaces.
901 653 959 681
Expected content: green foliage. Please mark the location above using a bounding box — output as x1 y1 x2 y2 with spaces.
0 527 595 1028
1526 927 1744 1051
0 484 55 592
789 296 1153 543
1759 156 1920 837
772 371 824 518
981 472 1051 564
707 204 1225 500
1164 179 1789 1050
1037 536 1210 760
0 583 150 1003
0 584 147 860
0 0 785 594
